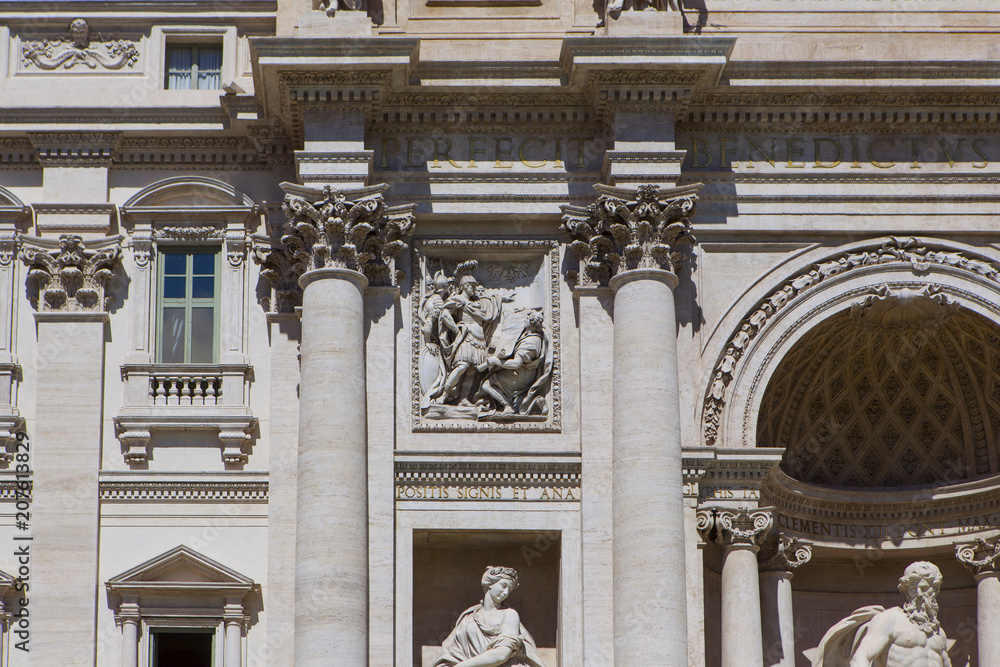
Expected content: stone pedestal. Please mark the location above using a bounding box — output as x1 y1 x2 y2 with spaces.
296 9 374 37
610 268 687 665
32 312 107 666
295 268 369 666
603 8 683 36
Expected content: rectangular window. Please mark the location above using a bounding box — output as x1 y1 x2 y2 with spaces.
166 45 222 90
150 629 213 667
157 250 219 364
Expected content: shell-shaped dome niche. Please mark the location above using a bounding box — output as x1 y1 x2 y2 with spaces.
757 286 1000 488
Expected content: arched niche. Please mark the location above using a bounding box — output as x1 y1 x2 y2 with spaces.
705 237 1000 453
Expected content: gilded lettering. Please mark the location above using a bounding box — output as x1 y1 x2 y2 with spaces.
940 138 964 168
495 137 514 168
468 136 487 168
380 137 400 169
720 137 739 168
746 137 775 168
432 138 461 169
691 137 713 168
519 138 546 168
867 137 895 169
972 138 989 169
814 138 842 168
785 137 805 168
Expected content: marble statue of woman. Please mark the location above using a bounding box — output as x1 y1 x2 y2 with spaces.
434 566 547 667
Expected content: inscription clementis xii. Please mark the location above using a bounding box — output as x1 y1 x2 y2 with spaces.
682 135 997 170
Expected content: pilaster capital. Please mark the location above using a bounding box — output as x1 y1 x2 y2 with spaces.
560 182 700 287
275 182 415 288
20 233 122 312
955 536 1000 578
697 506 773 550
253 239 305 314
758 534 812 573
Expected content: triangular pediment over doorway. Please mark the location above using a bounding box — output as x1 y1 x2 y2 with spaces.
107 545 255 599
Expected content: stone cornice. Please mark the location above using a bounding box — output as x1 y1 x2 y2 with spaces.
99 481 268 503
763 466 1000 526
394 459 581 488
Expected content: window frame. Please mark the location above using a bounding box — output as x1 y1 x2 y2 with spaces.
164 44 223 91
155 248 221 364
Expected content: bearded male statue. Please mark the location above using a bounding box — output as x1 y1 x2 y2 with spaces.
803 561 954 667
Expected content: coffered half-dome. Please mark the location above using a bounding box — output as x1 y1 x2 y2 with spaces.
757 287 1000 488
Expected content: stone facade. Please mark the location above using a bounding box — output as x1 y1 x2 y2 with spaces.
1 1 1000 666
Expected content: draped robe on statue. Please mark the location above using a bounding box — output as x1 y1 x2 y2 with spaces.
433 604 546 667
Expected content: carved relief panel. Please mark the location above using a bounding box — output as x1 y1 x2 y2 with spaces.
411 240 561 432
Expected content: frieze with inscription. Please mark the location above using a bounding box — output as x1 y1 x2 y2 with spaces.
680 134 1000 171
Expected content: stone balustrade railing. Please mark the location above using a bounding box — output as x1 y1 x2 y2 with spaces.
114 363 255 464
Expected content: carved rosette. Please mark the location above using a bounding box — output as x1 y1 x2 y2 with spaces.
21 234 121 311
955 536 1000 578
758 535 812 573
560 183 700 287
277 183 415 287
253 241 306 314
697 507 773 550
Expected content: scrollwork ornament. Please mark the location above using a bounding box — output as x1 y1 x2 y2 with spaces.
699 507 773 549
278 183 415 287
759 535 812 573
21 234 121 311
955 536 1000 577
560 183 700 286
22 19 139 71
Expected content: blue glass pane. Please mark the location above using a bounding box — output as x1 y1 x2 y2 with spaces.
192 253 215 275
164 254 186 275
190 308 215 363
164 277 186 299
161 308 185 363
198 47 221 72
192 276 214 299
168 47 192 71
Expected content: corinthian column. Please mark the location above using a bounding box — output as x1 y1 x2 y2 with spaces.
20 234 122 665
956 536 1000 667
272 182 414 666
697 507 773 667
563 183 700 666
758 535 811 667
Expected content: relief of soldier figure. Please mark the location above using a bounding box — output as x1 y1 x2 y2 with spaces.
417 259 552 423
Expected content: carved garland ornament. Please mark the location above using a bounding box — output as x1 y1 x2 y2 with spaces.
758 535 812 573
560 183 701 287
22 19 139 71
697 507 774 548
703 237 1000 446
21 234 121 311
955 536 1000 577
273 183 415 287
